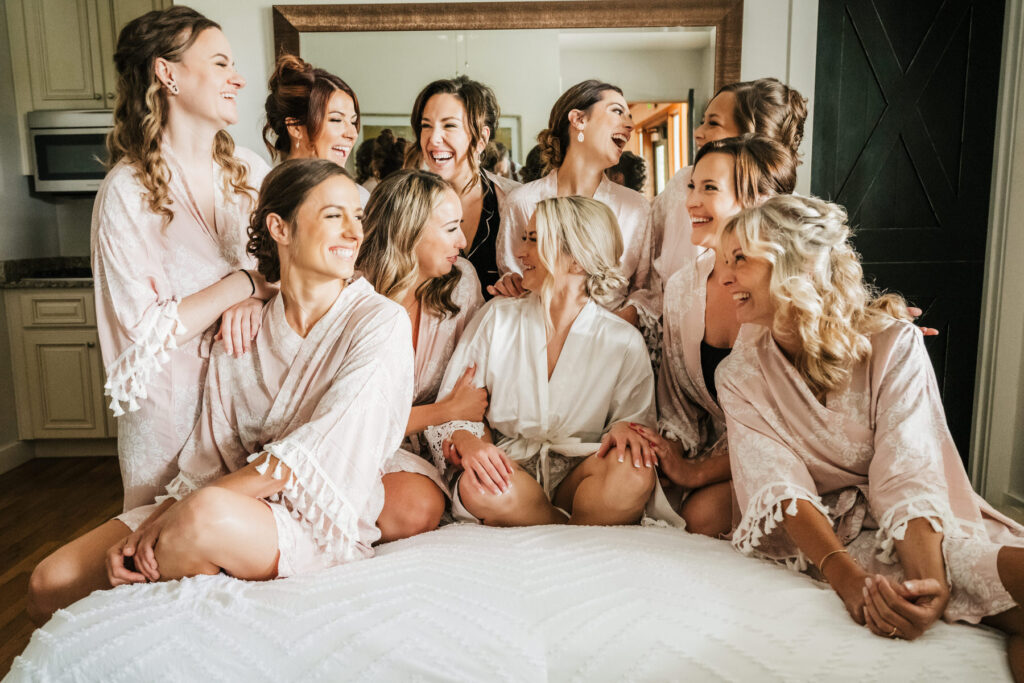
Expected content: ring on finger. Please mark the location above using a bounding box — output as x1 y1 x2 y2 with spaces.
888 626 899 639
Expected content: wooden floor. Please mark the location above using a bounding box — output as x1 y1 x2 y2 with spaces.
0 456 121 676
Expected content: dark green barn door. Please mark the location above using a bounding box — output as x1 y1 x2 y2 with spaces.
812 0 1006 464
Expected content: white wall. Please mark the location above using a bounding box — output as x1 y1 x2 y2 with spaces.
186 0 818 195
560 47 710 106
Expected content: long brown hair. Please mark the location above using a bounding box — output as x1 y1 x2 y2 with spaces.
537 79 623 173
246 158 352 283
404 76 499 195
107 6 253 227
693 134 797 207
356 169 462 318
262 54 361 161
716 78 808 158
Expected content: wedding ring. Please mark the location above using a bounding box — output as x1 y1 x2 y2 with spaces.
888 626 899 638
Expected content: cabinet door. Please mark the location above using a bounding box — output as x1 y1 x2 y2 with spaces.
20 0 106 109
21 329 107 439
97 0 172 107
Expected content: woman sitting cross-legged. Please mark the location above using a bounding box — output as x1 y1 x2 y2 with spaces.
27 159 413 624
355 169 486 541
713 193 1024 678
425 195 658 526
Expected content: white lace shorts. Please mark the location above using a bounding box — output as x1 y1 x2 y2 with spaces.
265 501 336 578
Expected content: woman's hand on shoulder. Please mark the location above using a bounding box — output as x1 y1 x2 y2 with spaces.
451 430 513 496
614 305 639 327
597 421 656 468
215 297 265 358
439 364 488 423
864 574 949 640
906 306 939 337
486 272 526 298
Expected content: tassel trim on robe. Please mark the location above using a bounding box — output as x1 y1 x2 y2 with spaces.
732 481 833 571
103 299 186 417
874 492 960 564
153 471 201 506
248 445 361 562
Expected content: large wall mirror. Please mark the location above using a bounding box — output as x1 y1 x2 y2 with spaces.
272 1 743 195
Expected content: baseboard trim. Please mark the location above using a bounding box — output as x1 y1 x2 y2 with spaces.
33 439 116 458
0 440 34 475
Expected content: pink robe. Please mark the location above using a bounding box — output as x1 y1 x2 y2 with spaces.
91 146 270 510
718 320 1024 623
494 170 656 332
119 278 414 576
382 258 484 493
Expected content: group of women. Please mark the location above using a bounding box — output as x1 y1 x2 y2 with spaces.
22 6 1024 677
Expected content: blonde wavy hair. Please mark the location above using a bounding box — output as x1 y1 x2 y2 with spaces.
107 6 254 227
355 169 463 318
532 196 627 330
719 194 911 397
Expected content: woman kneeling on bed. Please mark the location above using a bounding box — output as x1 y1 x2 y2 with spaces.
714 194 1024 677
28 159 413 624
425 195 657 526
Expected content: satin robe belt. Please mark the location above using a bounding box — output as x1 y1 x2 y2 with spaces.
496 435 599 497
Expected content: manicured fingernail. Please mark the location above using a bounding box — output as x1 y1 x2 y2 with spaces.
904 581 913 591
865 577 873 588
618 456 624 462
862 587 869 600
645 462 652 468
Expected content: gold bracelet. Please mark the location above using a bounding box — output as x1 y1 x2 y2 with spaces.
817 548 849 576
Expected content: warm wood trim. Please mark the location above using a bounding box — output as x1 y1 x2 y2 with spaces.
33 438 117 458
272 1 743 91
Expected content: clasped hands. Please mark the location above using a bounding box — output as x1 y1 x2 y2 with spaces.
105 499 179 587
833 562 950 640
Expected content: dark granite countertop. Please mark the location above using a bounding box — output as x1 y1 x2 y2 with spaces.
0 257 93 288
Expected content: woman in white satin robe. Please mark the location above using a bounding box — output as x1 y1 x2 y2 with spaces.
28 161 413 625
426 196 658 527
715 194 1024 666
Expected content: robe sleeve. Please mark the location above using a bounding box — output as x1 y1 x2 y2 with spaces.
606 330 657 428
717 353 832 567
868 323 958 562
454 259 485 337
92 170 187 417
249 308 414 561
423 303 496 472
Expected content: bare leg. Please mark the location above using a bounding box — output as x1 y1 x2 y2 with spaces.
679 481 733 538
27 519 131 626
983 607 1024 683
377 472 445 543
556 451 655 526
153 487 279 581
458 463 565 526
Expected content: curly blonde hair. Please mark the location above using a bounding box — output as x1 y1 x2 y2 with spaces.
107 6 254 228
532 196 627 330
719 194 911 397
355 169 463 318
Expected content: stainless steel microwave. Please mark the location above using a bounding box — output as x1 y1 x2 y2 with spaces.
28 110 113 192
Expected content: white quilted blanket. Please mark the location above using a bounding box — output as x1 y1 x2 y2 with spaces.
8 525 1011 682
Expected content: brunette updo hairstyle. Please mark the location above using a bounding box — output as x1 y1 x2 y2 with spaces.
107 6 253 227
404 76 499 194
263 54 360 161
537 79 623 173
246 158 352 283
692 134 797 207
716 78 808 159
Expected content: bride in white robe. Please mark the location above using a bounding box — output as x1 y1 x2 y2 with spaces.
426 196 658 527
27 160 413 624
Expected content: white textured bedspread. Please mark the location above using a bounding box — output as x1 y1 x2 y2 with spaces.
8 524 1011 682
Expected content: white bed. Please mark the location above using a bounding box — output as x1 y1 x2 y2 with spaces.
8 524 1011 682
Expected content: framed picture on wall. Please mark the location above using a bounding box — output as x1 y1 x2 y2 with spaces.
355 113 523 165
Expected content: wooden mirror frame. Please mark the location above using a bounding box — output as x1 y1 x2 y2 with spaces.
272 0 743 92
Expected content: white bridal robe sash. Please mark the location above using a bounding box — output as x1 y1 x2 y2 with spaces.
425 296 656 497
717 320 1024 623
92 146 270 510
382 258 484 493
118 279 414 575
645 249 728 526
494 170 657 336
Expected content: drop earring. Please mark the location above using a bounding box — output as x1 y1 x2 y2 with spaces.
577 129 584 143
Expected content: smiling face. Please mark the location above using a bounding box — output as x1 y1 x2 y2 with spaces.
414 188 466 280
572 89 633 169
419 93 483 183
515 214 553 292
286 174 364 282
694 91 742 149
308 89 359 166
686 152 744 248
167 27 244 128
717 232 775 327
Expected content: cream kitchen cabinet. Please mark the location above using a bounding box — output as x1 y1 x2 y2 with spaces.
4 288 116 440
